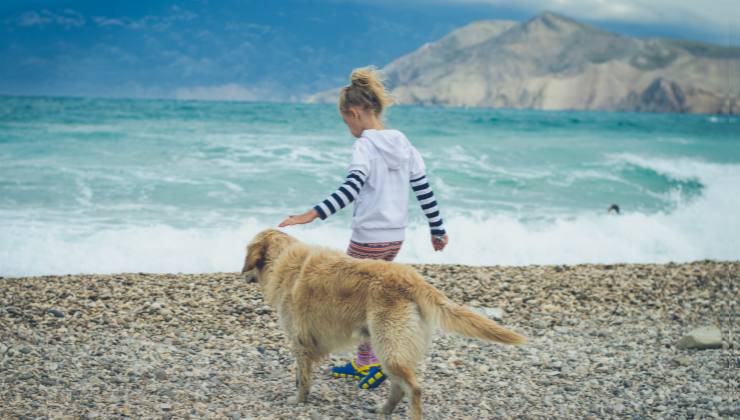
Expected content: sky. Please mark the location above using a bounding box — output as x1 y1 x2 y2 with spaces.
1 0 738 101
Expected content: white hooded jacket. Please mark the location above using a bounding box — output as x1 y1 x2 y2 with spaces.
312 128 445 243
346 129 426 242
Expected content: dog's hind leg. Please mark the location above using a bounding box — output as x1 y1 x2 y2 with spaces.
382 362 422 420
374 380 405 415
287 354 312 404
370 304 429 420
287 345 314 404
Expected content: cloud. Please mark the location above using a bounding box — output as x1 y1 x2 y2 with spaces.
91 16 128 27
224 22 273 35
16 9 85 29
167 55 220 78
90 11 197 31
438 0 739 30
344 0 738 39
14 5 198 31
173 84 265 101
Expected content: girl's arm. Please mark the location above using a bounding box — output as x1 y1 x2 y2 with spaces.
313 171 366 220
278 170 367 227
409 146 448 251
410 174 446 236
278 208 319 227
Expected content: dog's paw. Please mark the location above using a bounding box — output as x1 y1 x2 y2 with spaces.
369 405 393 415
287 396 304 405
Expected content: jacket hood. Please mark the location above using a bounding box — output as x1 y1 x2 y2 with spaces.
361 129 411 171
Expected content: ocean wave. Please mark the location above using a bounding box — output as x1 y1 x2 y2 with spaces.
545 168 626 187
2 96 739 276
707 116 738 124
43 123 123 134
3 155 738 276
609 153 717 182
2 176 738 276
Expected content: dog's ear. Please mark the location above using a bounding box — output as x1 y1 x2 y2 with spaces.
242 239 267 273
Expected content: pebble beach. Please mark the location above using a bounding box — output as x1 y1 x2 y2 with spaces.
1 261 737 419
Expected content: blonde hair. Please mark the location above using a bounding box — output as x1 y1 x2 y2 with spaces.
338 66 393 116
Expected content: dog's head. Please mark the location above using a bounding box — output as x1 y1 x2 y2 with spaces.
241 228 290 283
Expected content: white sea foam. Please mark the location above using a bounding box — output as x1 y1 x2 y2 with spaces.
43 123 122 133
0 218 349 277
707 116 737 124
546 169 625 187
402 154 739 266
1 155 738 277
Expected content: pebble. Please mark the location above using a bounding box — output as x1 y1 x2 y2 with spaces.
6 306 22 316
0 261 735 418
675 326 723 350
471 306 504 320
47 308 65 318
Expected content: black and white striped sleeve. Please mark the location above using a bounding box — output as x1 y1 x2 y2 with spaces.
410 174 446 236
313 171 367 220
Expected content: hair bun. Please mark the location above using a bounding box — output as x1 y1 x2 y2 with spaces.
344 66 393 113
350 69 373 87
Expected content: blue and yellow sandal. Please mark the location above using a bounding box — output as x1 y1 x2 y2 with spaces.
331 361 368 380
358 364 386 389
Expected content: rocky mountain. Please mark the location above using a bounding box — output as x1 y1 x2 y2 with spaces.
308 12 739 114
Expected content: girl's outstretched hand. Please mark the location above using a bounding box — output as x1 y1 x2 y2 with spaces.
432 234 449 251
279 209 319 227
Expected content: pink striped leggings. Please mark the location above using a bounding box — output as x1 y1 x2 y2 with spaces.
346 239 403 367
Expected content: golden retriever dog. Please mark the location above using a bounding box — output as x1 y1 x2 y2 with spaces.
241 229 525 419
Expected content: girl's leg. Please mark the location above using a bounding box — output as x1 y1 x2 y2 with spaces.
346 240 403 367
356 341 380 366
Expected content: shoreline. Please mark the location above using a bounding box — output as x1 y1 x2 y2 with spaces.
3 259 738 280
1 261 737 418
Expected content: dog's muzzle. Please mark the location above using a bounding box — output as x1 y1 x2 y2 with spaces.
242 268 258 283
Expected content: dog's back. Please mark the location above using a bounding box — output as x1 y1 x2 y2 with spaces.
276 245 526 351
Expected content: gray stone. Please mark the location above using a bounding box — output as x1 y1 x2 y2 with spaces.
47 308 65 318
5 306 22 316
255 306 271 315
676 326 722 350
471 306 504 321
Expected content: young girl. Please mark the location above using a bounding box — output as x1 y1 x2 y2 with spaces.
278 67 448 390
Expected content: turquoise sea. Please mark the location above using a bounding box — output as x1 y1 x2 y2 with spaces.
1 96 738 276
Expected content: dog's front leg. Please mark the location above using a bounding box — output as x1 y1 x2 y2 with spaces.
287 354 313 404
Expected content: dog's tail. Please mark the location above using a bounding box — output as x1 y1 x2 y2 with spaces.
413 279 526 345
